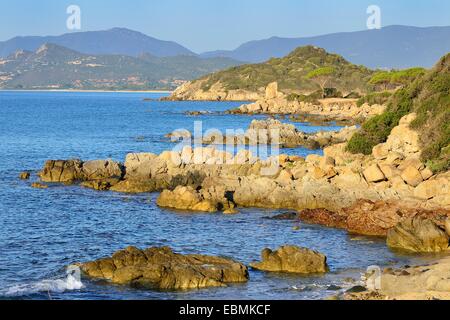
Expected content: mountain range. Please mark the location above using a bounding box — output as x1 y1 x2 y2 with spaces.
201 25 450 69
2 26 450 69
1 25 450 90
0 28 195 58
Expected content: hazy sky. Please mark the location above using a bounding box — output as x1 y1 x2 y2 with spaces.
1 0 450 52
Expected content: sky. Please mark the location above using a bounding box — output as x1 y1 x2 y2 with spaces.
1 0 450 53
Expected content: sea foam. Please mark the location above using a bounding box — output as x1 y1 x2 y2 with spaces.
1 265 84 297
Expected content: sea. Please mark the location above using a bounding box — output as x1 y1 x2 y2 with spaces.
0 91 429 300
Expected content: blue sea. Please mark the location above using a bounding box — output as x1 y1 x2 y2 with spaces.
0 91 423 300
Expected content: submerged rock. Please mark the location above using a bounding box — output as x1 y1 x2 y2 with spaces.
265 212 299 220
19 172 30 180
250 246 328 274
346 286 368 293
109 180 161 193
81 178 121 191
31 182 48 189
79 246 249 290
387 217 449 253
298 208 347 230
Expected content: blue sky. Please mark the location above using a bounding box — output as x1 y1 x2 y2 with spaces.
1 0 450 52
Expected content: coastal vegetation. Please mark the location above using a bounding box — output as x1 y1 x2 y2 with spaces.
306 66 336 98
356 91 392 107
347 54 450 172
368 68 426 90
197 46 374 95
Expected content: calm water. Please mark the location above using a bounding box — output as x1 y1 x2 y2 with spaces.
0 91 420 300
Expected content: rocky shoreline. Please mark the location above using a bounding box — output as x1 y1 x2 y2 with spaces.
163 79 262 101
166 82 386 124
35 112 449 243
228 82 385 122
39 112 450 225
343 256 450 300
167 118 359 150
38 115 449 210
31 109 450 298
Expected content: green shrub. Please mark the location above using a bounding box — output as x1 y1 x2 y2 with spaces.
347 109 410 154
356 91 392 107
323 88 343 98
368 68 426 90
287 90 323 104
346 133 374 155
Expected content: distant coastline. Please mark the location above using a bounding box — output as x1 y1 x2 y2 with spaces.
0 89 173 93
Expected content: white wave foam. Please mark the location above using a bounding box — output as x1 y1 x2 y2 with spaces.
1 266 84 297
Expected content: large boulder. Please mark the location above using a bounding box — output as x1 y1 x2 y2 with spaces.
82 160 123 180
265 82 279 100
401 166 423 187
387 217 449 253
157 186 219 213
363 164 386 183
80 246 249 290
130 159 164 180
376 113 421 159
414 177 450 201
250 246 328 274
124 153 158 178
39 159 84 182
39 159 123 183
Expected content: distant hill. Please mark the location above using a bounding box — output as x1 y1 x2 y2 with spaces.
0 44 242 90
201 25 450 69
138 53 241 79
170 46 375 100
0 28 195 58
